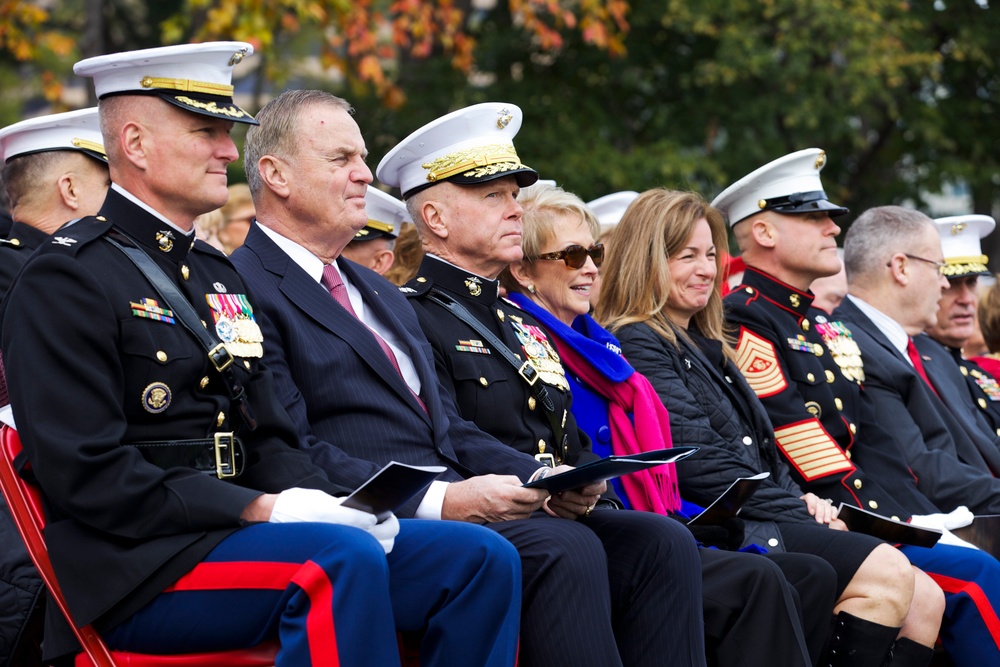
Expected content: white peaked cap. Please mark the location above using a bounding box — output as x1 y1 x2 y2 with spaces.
711 148 847 227
376 102 538 198
0 107 105 164
74 41 257 125
933 214 996 278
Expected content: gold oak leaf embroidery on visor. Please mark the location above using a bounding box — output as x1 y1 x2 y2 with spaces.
735 327 788 398
774 419 855 481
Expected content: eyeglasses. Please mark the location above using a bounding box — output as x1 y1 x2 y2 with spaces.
537 243 605 269
903 253 947 275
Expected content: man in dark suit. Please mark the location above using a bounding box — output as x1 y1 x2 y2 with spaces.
233 89 711 667
1 44 522 666
836 206 1000 509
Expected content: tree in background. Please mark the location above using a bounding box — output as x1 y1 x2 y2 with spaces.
0 0 996 234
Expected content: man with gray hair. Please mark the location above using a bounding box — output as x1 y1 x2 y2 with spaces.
834 205 1000 511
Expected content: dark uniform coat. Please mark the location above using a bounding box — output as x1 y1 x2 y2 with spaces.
404 255 599 471
0 221 49 300
913 333 1000 442
0 189 343 658
833 297 1000 514
0 220 50 667
724 268 939 519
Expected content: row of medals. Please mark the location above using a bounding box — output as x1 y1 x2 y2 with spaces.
215 316 264 358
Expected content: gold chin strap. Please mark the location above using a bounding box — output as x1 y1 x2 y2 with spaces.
140 76 234 97
71 138 106 158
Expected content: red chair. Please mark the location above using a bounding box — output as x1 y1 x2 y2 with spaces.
0 424 278 666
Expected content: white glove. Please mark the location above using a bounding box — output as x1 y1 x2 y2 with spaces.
270 488 377 531
910 505 975 531
369 514 400 554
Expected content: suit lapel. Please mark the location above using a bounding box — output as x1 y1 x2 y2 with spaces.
245 226 429 423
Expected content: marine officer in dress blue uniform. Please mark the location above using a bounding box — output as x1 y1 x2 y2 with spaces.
0 107 109 300
718 149 1000 665
0 42 521 666
916 214 1000 438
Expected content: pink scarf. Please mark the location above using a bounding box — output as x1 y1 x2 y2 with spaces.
551 339 681 514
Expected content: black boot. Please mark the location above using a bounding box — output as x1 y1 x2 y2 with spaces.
883 638 936 667
819 612 900 667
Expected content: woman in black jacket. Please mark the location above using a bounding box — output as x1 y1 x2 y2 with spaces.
596 188 943 667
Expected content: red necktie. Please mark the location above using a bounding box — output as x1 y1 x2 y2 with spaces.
321 264 426 412
906 338 940 398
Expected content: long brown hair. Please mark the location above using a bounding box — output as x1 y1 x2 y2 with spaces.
595 188 732 353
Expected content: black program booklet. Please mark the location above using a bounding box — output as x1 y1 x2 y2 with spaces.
522 446 698 495
836 503 942 548
687 472 770 526
341 462 447 521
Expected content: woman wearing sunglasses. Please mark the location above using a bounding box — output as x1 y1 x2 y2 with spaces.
595 188 944 667
501 183 846 667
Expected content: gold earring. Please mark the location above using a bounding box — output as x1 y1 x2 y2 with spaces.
528 284 536 294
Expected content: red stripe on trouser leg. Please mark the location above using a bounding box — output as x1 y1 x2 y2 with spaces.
928 572 1000 652
164 561 302 591
291 560 341 666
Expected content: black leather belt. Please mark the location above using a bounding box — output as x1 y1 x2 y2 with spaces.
128 433 245 478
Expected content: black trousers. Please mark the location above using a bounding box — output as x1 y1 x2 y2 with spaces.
489 510 705 667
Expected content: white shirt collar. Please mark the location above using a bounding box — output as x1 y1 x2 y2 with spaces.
111 183 195 237
846 294 909 358
256 222 331 282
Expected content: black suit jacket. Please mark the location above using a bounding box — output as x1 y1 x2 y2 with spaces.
834 297 1000 514
231 224 541 515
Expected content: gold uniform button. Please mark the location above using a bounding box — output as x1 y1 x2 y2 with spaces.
814 344 824 357
537 439 546 451
960 366 969 376
891 515 900 521
199 376 210 389
868 500 878 510
801 320 810 331
216 411 226 427
854 479 863 489
180 264 190 281
825 370 836 383
745 287 754 294
979 398 988 409
479 377 488 386
9 238 20 246
244 360 251 369
528 396 537 410
416 277 427 283
806 373 815 383
156 350 168 362
96 215 107 221
849 423 857 434
835 398 844 411
846 449 852 459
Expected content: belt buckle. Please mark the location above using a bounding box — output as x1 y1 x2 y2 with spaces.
519 361 539 386
214 432 237 479
534 452 556 468
208 343 234 372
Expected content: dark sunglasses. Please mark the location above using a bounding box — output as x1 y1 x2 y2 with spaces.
537 243 605 269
